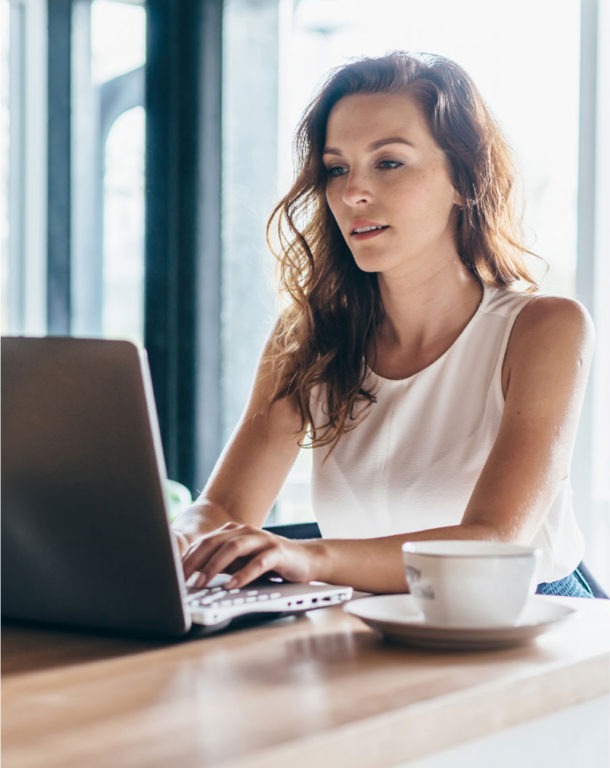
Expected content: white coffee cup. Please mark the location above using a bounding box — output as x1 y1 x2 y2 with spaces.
402 540 541 628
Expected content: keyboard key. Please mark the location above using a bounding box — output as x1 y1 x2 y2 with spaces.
199 590 227 605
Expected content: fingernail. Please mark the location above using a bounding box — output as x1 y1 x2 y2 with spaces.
185 572 198 587
195 573 207 588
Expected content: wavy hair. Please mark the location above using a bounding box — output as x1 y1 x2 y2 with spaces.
265 51 537 450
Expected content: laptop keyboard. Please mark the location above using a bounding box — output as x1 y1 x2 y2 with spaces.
187 585 282 609
184 574 353 627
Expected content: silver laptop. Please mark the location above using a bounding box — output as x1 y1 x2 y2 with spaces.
1 337 352 637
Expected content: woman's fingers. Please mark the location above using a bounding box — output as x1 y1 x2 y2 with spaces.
182 524 274 583
182 522 249 580
182 525 314 589
173 530 190 557
194 531 278 587
223 550 282 590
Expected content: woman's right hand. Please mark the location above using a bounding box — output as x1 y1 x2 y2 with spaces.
173 529 191 558
180 522 320 589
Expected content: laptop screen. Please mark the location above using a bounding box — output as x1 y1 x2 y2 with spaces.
1 337 190 636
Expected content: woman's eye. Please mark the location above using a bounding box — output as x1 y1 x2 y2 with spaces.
325 165 347 178
377 160 403 170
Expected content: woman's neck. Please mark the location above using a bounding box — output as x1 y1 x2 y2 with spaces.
370 258 483 379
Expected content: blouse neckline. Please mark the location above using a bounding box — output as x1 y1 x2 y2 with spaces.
366 282 492 385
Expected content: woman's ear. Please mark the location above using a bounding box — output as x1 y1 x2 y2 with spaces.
452 188 465 207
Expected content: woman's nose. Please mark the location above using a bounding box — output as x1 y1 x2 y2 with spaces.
342 170 371 206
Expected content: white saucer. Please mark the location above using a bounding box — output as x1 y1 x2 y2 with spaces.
344 595 577 650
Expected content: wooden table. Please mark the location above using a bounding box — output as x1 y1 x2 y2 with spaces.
2 596 610 768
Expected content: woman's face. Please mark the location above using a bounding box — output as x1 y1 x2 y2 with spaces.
323 91 462 278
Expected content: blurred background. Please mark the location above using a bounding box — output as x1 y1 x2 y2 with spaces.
1 0 608 587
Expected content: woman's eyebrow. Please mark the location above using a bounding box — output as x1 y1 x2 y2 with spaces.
322 136 414 156
369 136 414 150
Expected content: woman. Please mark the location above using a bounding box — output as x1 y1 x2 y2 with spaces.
174 52 595 597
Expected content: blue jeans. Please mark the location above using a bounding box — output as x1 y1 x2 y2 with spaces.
536 565 595 598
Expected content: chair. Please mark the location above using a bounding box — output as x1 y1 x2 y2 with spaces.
579 562 609 599
265 522 321 540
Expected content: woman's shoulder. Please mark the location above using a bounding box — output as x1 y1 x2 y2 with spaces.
515 293 594 337
506 292 595 369
485 284 593 334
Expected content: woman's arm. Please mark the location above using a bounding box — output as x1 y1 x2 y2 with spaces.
172 337 305 560
459 295 594 541
180 296 595 594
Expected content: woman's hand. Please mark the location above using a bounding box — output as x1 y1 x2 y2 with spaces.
172 530 191 558
182 523 319 589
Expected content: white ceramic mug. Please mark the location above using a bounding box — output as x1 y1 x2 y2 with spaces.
402 540 541 627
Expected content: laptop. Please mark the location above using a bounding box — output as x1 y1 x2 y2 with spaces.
1 337 352 637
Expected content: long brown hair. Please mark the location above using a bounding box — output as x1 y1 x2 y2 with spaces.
266 52 537 450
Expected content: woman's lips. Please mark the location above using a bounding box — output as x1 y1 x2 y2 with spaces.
350 225 390 241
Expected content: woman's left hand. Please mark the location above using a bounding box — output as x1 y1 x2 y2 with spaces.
182 523 318 589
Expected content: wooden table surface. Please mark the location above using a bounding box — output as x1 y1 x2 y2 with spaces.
2 596 610 768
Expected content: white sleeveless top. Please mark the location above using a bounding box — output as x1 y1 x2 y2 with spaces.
311 284 584 583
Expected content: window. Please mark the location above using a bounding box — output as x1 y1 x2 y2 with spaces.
73 0 146 341
3 0 608 586
100 105 145 341
2 0 146 340
0 1 8 330
583 0 610 586
3 0 47 336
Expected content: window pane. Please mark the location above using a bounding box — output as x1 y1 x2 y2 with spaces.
91 0 146 84
2 0 47 336
71 0 146 342
590 0 610 589
223 0 581 525
0 0 9 332
102 106 145 342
